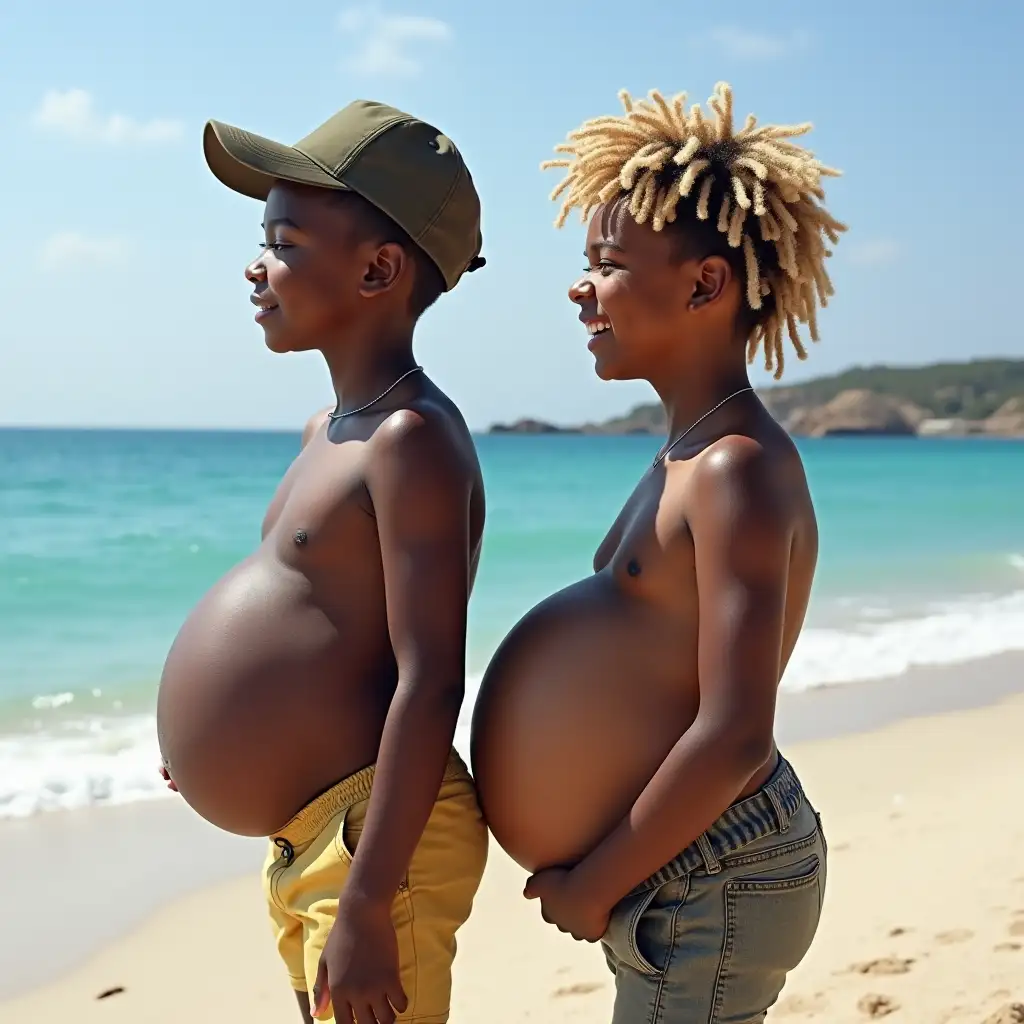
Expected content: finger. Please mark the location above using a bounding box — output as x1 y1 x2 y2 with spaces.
349 999 376 1024
370 994 396 1024
310 959 330 1019
387 977 408 1015
333 1000 356 1024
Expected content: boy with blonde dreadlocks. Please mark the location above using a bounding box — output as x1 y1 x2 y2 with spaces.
470 82 845 1023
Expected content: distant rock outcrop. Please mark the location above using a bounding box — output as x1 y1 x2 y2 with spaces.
485 359 1024 438
985 397 1024 436
580 405 665 435
488 418 574 435
783 389 927 437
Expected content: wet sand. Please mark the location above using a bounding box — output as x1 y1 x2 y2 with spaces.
2 651 1023 1022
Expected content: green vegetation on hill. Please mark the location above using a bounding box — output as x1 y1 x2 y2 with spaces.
763 358 1024 420
487 358 1024 435
603 358 1024 430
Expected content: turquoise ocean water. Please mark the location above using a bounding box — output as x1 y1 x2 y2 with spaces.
2 428 1023 818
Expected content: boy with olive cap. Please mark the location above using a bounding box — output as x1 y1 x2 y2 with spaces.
156 100 488 1024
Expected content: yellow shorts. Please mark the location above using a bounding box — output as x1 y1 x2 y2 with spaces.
262 751 487 1024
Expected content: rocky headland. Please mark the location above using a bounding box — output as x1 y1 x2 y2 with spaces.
487 359 1024 438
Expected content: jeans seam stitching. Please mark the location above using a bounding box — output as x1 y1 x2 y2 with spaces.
709 883 736 1024
627 888 660 975
717 832 819 870
729 871 819 894
652 876 689 1023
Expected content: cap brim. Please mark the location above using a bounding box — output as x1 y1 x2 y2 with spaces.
203 121 349 201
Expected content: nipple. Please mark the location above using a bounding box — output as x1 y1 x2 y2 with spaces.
627 558 641 577
293 529 308 546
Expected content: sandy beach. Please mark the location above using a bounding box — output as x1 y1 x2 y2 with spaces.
3 654 1024 1024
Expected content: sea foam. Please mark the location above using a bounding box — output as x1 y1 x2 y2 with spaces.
3 588 1024 819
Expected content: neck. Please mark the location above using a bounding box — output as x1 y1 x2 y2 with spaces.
651 355 753 441
322 334 419 416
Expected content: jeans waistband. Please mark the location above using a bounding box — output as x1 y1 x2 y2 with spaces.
630 754 804 896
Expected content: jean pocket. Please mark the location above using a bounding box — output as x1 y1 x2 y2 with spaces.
602 877 688 978
713 853 823 1022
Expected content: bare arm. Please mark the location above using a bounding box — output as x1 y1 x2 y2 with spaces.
341 410 474 904
569 437 792 910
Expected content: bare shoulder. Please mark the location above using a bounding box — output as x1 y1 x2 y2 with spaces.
300 406 333 449
369 394 480 489
689 424 810 532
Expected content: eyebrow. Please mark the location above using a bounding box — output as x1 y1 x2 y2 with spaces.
584 240 626 256
260 217 301 230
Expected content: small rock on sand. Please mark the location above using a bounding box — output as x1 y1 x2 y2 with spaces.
552 982 603 998
981 1004 1024 1024
857 994 899 1018
850 957 914 976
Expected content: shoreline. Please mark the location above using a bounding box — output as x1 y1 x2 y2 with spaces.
2 648 1024 1008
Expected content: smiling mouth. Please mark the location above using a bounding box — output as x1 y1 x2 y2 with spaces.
586 319 611 336
254 302 279 317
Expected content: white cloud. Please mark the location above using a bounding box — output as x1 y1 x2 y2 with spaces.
33 89 183 145
338 6 452 77
38 232 132 272
708 27 811 60
848 239 902 268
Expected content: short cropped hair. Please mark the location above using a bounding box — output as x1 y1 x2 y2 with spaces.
334 193 446 318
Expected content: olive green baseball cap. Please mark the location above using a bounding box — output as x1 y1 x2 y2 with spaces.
203 100 485 291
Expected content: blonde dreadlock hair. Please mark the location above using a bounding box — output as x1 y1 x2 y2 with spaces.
542 83 847 379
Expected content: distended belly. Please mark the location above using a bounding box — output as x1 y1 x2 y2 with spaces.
471 575 696 873
156 558 387 836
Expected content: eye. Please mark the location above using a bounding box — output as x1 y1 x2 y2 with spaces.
583 261 619 276
259 242 292 252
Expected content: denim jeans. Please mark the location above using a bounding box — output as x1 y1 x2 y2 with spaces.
602 756 826 1024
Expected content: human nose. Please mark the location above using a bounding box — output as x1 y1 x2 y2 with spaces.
568 274 594 305
245 253 266 284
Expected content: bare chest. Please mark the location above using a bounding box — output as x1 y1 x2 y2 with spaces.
261 436 377 571
593 469 698 609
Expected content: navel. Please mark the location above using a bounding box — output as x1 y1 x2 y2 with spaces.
293 529 308 546
627 558 642 577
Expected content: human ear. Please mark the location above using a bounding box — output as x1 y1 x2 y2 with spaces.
688 256 731 309
360 242 407 297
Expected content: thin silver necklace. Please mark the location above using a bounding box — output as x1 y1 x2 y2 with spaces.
328 365 424 420
652 386 754 467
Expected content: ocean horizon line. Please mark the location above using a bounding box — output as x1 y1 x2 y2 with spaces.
3 424 1023 444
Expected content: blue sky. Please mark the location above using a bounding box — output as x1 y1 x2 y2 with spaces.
1 0 1021 430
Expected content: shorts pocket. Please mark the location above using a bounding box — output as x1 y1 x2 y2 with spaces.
334 806 409 896
602 877 688 978
334 808 361 864
712 853 823 1022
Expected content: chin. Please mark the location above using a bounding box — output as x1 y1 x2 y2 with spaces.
592 356 640 382
590 335 638 382
591 348 622 381
262 331 313 355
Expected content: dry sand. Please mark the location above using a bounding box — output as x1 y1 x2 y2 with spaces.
3 658 1024 1023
